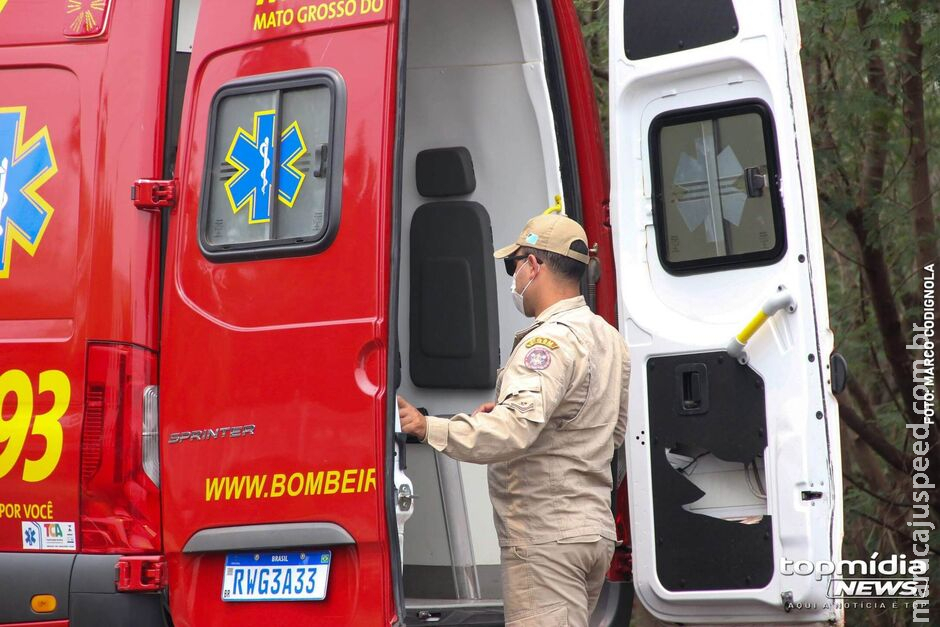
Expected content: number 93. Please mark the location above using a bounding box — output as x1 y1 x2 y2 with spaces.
0 369 70 482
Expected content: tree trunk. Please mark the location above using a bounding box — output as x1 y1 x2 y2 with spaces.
900 0 937 271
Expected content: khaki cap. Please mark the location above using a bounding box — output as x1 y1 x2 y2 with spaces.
493 214 589 264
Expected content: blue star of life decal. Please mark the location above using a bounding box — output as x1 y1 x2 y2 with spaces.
24 527 37 547
0 107 58 279
224 110 308 224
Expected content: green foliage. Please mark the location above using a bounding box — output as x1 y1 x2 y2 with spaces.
793 5 938 625
573 0 609 148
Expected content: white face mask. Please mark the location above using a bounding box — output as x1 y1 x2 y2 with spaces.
510 262 536 316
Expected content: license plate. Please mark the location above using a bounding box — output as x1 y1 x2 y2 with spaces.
221 550 331 602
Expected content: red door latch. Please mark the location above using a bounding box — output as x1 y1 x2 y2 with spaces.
132 179 177 211
115 555 167 592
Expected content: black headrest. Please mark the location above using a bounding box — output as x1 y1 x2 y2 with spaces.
416 147 476 197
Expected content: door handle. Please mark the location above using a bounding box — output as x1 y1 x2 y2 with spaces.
830 352 848 395
682 370 701 410
313 143 329 178
674 363 708 415
394 432 408 471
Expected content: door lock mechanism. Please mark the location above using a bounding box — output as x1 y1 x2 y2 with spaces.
397 484 415 511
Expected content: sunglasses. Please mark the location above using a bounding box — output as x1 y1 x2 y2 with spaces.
503 253 542 277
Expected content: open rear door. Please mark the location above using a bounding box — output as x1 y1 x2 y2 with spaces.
610 1 843 624
160 1 400 625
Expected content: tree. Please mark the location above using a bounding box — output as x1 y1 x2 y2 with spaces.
800 2 938 623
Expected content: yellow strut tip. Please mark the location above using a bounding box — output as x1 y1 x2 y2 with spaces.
543 194 562 215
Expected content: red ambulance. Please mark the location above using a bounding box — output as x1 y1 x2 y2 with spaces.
0 0 845 625
0 1 170 625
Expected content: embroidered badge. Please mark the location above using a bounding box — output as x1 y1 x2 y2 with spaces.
525 336 559 350
523 347 552 370
506 398 534 413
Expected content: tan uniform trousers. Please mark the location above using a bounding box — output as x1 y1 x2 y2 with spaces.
500 535 615 627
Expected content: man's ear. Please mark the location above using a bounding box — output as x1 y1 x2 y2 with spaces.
527 253 540 275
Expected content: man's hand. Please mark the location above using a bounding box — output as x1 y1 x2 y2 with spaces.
473 401 496 415
397 395 427 441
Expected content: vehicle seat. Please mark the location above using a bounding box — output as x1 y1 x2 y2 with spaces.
409 146 499 388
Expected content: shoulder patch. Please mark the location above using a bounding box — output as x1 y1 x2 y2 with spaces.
525 336 559 350
523 347 552 371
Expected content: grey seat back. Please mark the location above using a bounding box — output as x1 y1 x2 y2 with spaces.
409 147 499 388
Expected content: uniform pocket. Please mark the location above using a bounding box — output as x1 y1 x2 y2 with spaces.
501 545 536 617
498 375 541 402
495 367 506 391
557 534 602 544
556 364 591 430
498 375 545 422
510 545 531 560
506 603 568 627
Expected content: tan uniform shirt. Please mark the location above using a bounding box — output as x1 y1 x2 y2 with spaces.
424 295 630 547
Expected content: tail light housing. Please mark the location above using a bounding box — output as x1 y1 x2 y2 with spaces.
80 343 161 553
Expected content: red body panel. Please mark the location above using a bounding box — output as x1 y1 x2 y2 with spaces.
159 2 399 625
0 0 169 554
3 0 619 622
551 0 616 322
550 0 632 576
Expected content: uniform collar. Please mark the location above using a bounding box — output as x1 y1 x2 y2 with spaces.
535 295 588 322
512 295 587 348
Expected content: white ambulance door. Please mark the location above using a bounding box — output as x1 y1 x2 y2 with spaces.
609 0 843 624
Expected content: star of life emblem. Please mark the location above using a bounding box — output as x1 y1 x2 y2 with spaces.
0 107 57 279
224 110 307 224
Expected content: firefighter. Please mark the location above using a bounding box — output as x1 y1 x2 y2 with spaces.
398 213 630 627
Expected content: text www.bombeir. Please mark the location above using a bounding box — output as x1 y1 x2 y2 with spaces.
205 467 377 501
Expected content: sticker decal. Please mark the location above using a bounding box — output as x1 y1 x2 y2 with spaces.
205 467 377 502
672 140 746 243
22 521 76 551
1 501 55 521
523 347 552 371
0 107 58 279
22 524 37 548
224 110 307 224
525 232 539 245
525 336 559 350
0 369 70 482
252 0 387 33
65 0 108 36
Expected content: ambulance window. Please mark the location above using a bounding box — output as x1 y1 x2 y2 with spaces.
650 101 785 274
623 0 738 61
200 71 345 260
